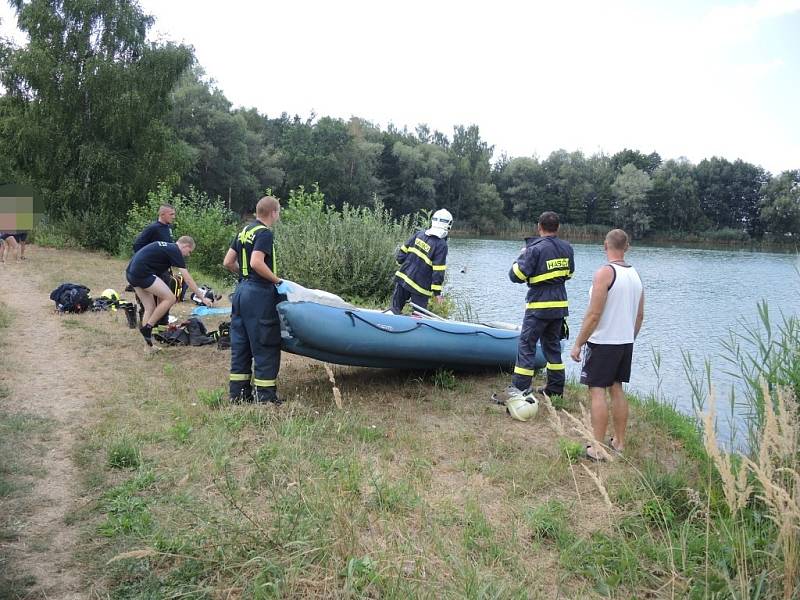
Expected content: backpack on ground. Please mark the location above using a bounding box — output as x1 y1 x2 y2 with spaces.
152 317 216 347
49 283 92 314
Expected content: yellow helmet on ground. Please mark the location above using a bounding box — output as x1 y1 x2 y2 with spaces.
101 288 119 302
506 393 539 422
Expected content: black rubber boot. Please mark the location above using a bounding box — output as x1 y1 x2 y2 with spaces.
139 324 153 346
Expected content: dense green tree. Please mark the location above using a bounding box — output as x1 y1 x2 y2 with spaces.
168 69 254 210
759 170 800 236
495 157 549 222
448 125 503 231
648 159 705 232
612 163 653 237
611 148 662 175
695 157 767 233
584 153 616 225
0 0 193 249
541 150 593 224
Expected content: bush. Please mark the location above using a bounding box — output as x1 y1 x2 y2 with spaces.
33 207 123 251
119 183 239 279
276 184 417 304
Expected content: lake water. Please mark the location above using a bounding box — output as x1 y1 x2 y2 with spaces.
447 238 800 447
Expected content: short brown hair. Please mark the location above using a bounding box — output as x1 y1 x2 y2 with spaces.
158 204 175 215
605 229 629 251
538 211 560 233
256 196 280 218
176 235 195 250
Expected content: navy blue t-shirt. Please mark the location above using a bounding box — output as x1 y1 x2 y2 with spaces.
133 221 173 253
229 222 274 284
127 241 186 278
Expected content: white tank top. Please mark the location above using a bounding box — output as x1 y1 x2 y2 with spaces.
588 263 642 344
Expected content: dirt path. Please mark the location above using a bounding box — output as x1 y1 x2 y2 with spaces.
1 250 89 599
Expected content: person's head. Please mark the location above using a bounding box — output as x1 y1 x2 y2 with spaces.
426 208 453 238
537 211 560 236
158 205 176 225
256 196 281 225
176 235 195 257
604 229 629 255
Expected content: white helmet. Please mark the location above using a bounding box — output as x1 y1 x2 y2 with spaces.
426 208 453 238
506 394 539 422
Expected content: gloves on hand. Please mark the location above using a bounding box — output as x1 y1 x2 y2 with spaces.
276 280 294 294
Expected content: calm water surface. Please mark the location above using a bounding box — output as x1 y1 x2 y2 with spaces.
447 238 799 446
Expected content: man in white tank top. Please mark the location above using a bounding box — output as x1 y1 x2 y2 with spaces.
569 229 644 461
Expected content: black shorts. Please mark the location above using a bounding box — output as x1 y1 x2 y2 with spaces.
126 271 157 290
579 342 634 387
14 232 27 242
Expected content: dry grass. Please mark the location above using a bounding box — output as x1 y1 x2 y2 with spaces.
702 382 800 599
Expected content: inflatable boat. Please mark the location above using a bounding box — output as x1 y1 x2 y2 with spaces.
278 300 546 371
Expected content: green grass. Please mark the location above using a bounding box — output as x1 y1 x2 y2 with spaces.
107 438 141 470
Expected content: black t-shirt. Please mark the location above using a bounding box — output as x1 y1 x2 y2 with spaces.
127 241 186 278
229 221 274 284
133 221 173 253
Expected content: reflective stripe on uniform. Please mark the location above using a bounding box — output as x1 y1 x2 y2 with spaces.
230 373 251 381
530 269 571 284
253 378 276 387
407 247 432 265
514 365 535 376
546 362 566 371
432 264 446 271
512 262 526 281
526 300 569 309
394 271 433 296
241 248 249 277
431 284 443 291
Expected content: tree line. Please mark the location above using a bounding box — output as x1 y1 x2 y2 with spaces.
1 0 798 253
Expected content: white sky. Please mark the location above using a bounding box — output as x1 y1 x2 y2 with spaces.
2 0 799 173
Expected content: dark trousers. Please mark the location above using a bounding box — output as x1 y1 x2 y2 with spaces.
391 281 430 315
229 280 281 401
512 314 565 395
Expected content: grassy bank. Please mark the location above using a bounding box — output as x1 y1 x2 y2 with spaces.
4 245 796 598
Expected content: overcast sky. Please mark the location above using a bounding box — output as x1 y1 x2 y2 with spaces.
2 0 798 173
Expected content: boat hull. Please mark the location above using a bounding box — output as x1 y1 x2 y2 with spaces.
278 301 547 371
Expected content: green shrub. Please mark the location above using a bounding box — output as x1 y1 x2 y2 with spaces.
33 207 122 251
119 183 239 279
276 184 417 304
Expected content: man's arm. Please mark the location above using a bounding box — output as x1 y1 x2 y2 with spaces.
430 241 448 297
570 266 614 362
634 290 645 338
223 248 239 274
177 268 212 306
395 233 416 264
250 250 281 284
509 246 534 284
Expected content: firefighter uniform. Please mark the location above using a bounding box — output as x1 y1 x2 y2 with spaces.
509 235 575 395
391 231 448 314
229 220 282 403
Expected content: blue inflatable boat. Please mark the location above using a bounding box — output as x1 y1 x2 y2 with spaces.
278 301 546 371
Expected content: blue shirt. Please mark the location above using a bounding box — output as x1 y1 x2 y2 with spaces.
127 241 186 279
133 221 173 253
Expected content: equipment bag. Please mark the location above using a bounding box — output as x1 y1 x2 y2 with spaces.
50 283 92 313
152 317 216 347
